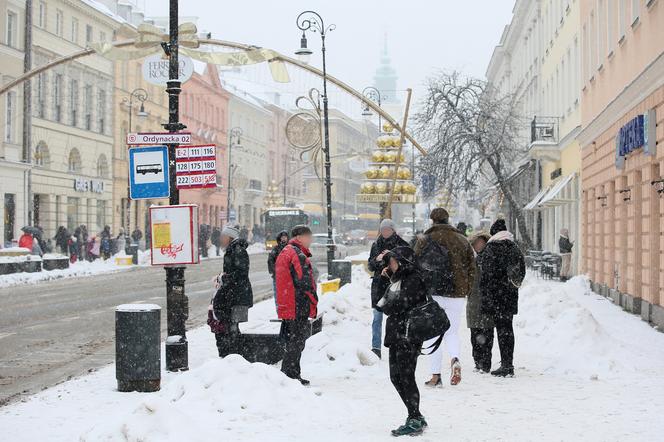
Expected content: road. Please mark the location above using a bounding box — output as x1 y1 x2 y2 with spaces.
0 245 364 406
0 253 272 406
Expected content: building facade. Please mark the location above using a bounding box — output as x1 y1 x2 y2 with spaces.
578 0 664 327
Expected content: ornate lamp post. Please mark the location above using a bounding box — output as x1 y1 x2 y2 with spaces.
226 127 243 224
295 10 336 270
122 88 148 233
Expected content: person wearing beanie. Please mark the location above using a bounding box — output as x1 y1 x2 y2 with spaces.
466 232 494 373
414 208 476 387
367 219 409 359
211 224 253 357
478 218 525 377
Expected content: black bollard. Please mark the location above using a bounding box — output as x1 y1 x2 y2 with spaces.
115 304 161 392
329 260 352 286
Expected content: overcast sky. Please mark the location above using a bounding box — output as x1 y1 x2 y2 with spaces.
142 0 514 111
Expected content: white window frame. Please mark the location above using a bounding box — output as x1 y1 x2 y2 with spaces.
71 18 79 44
597 0 605 68
85 24 93 44
607 0 614 55
55 10 64 37
631 0 640 25
38 2 46 29
5 91 16 143
6 10 17 48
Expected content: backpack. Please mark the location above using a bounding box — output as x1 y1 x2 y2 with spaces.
416 235 455 297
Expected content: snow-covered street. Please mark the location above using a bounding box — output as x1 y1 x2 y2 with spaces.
1 265 663 441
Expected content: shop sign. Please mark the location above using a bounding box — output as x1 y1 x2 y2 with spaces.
142 53 194 86
149 204 199 266
616 109 657 169
74 178 104 194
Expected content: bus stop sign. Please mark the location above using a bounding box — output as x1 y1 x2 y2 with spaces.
129 145 170 200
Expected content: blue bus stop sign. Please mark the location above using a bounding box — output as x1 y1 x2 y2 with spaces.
129 145 170 200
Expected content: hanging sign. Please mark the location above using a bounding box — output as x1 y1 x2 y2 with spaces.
175 144 217 189
149 204 199 266
127 132 192 145
142 53 194 86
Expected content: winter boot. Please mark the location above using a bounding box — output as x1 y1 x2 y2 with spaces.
490 365 515 377
391 417 425 437
298 377 311 386
424 374 442 387
372 348 382 360
450 358 462 385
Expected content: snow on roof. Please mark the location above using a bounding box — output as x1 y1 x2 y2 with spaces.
81 0 127 24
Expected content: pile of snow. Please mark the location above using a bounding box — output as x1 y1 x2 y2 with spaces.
246 243 266 255
3 267 664 441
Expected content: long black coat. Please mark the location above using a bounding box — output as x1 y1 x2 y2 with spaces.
479 235 526 318
213 238 253 319
367 234 409 308
379 249 427 348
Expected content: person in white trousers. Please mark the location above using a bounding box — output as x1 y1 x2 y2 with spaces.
414 208 476 387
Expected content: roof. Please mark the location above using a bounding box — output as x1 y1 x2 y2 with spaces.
81 0 127 24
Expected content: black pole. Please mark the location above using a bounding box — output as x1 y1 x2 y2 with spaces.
164 0 188 372
24 0 33 226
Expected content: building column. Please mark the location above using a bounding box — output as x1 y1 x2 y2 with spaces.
631 170 643 301
607 180 616 289
618 175 628 293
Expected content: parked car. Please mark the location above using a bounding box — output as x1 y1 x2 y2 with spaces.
310 233 348 263
343 229 368 245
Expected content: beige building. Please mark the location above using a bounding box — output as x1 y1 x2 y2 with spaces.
578 0 664 327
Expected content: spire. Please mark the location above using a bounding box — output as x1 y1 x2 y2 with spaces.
373 34 399 104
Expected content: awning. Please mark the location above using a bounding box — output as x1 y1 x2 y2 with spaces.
539 173 576 207
523 188 548 210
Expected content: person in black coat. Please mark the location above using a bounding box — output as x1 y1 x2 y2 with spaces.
267 230 289 304
367 219 409 358
376 246 428 437
211 227 222 257
558 228 574 281
478 219 526 377
212 225 253 357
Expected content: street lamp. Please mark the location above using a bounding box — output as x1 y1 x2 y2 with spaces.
122 88 148 234
226 127 243 224
362 86 382 130
296 10 336 271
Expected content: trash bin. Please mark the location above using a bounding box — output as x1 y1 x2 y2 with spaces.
115 304 161 392
127 244 139 265
329 260 352 286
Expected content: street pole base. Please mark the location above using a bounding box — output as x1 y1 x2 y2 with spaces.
117 379 161 393
166 340 189 372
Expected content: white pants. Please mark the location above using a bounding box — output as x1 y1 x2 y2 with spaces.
426 296 465 375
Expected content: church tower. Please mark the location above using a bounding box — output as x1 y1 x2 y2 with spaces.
373 35 399 104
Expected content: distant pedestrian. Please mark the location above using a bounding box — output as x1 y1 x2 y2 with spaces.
368 219 409 359
100 226 112 260
478 219 526 377
131 227 143 244
559 228 574 282
116 228 127 255
455 222 468 237
80 225 89 261
275 225 318 385
267 230 289 306
18 230 34 251
466 232 493 373
88 236 101 261
200 224 210 258
54 226 70 255
239 226 249 242
212 225 253 357
415 208 476 386
211 227 222 256
376 246 428 437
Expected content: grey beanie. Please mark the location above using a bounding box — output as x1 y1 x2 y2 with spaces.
380 218 396 231
221 225 240 240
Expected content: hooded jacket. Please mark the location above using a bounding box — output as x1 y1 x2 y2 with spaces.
213 238 253 319
367 233 409 308
478 230 525 318
378 246 428 348
267 230 289 278
414 223 476 298
275 238 318 320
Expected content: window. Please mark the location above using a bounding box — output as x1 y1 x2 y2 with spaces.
53 74 62 122
34 141 50 167
36 73 46 118
83 85 92 130
619 0 627 39
69 79 78 126
589 11 597 73
631 0 640 24
97 154 109 178
85 25 93 44
6 11 17 48
607 0 614 54
38 2 46 28
71 18 78 44
5 91 16 143
99 31 106 42
68 148 81 172
597 0 605 64
55 10 64 37
97 89 106 133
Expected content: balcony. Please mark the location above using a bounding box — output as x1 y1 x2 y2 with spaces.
528 116 561 163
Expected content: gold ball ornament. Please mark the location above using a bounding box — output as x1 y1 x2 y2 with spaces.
382 122 394 133
384 152 397 163
375 182 388 194
404 183 417 194
378 166 391 179
392 183 403 194
376 135 390 148
391 137 403 148
400 153 406 163
397 167 412 180
372 150 385 163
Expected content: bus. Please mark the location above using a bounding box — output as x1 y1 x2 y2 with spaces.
262 207 310 249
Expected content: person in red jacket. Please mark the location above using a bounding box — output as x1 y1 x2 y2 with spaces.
18 232 34 250
275 225 318 385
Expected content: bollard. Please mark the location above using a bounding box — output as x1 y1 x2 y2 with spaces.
115 304 161 392
329 260 352 286
127 244 139 265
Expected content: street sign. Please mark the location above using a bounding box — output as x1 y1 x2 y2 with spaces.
149 204 199 266
129 145 170 199
127 132 192 146
175 144 217 189
142 52 194 86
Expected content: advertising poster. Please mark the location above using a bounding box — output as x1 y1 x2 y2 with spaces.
149 204 199 266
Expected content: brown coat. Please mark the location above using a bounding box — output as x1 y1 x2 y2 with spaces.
414 223 476 298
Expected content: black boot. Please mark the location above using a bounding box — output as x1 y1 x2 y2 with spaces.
371 348 382 359
491 365 514 377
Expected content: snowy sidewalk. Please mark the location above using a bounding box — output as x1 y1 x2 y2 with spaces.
1 267 664 441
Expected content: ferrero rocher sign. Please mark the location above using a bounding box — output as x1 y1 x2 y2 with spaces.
356 194 418 204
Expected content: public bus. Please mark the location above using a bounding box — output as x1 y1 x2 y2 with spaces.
261 207 310 249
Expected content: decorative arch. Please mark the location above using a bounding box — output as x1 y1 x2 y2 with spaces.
97 154 109 178
34 140 50 168
68 148 82 173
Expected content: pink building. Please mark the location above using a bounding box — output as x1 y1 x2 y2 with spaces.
578 0 664 327
180 64 230 228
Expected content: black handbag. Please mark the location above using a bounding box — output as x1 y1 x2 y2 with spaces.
404 296 451 354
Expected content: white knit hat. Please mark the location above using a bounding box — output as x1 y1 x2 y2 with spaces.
221 225 240 240
380 219 396 231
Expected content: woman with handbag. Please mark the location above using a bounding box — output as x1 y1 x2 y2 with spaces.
376 246 429 437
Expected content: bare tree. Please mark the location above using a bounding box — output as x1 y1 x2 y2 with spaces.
414 71 533 248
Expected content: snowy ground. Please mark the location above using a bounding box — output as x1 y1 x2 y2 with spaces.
2 267 664 441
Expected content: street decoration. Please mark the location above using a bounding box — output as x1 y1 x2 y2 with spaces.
285 89 324 180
